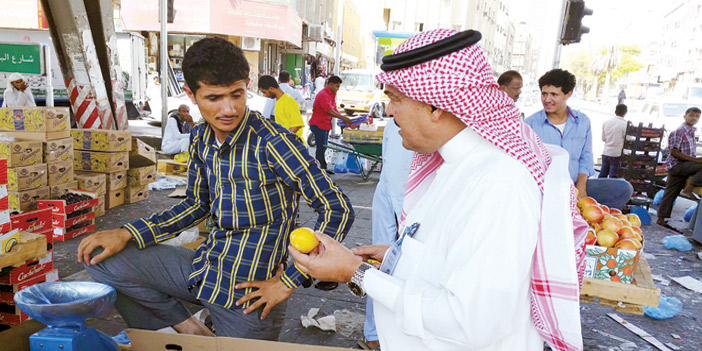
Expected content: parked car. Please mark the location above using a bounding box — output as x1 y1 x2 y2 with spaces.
337 69 387 118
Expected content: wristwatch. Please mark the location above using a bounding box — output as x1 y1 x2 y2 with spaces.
348 262 374 297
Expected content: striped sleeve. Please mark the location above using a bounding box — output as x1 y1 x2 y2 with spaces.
124 126 211 248
264 128 355 288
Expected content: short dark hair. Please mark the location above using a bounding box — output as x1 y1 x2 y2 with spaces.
258 75 279 90
327 75 342 85
497 70 522 87
538 69 576 95
183 37 249 94
278 71 291 83
686 107 701 115
615 104 628 116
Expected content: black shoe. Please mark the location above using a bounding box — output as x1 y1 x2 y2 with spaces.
326 169 335 175
314 281 338 291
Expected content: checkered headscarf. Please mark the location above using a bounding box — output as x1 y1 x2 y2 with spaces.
377 29 586 351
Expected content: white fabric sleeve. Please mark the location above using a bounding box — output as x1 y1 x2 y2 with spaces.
365 172 541 349
161 118 187 154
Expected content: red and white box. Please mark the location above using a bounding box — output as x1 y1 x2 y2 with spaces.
37 189 98 242
0 253 54 285
0 269 58 326
10 208 52 233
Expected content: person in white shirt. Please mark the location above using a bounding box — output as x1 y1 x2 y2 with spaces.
161 104 194 154
2 73 36 107
289 29 587 351
278 71 307 113
599 104 628 178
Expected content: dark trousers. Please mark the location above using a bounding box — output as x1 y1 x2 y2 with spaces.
599 155 621 178
310 124 329 170
658 161 702 219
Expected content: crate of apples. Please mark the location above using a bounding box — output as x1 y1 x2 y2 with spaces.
578 197 644 284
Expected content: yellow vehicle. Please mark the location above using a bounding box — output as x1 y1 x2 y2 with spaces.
337 69 387 117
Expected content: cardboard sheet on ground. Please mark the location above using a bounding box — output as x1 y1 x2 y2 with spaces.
671 276 702 294
168 187 186 198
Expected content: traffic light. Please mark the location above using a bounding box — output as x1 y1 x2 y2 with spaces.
167 0 175 23
560 0 593 45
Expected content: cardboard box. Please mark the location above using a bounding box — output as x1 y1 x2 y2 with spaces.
37 190 98 216
72 129 132 152
0 230 20 254
0 269 58 307
0 232 47 271
95 196 105 217
126 329 349 351
130 137 157 167
0 130 71 141
0 107 70 133
53 220 95 241
107 189 125 209
584 245 642 284
47 159 74 186
7 164 47 191
0 185 7 211
0 141 42 167
73 150 129 172
128 165 157 186
49 181 78 199
106 170 127 190
10 208 52 233
43 137 73 164
0 209 9 233
0 159 7 185
0 252 53 285
0 303 30 326
125 184 149 204
8 187 49 212
75 172 107 196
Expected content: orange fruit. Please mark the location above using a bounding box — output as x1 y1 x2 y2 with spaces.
290 227 319 253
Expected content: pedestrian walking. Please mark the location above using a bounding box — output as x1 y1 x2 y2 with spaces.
599 104 628 178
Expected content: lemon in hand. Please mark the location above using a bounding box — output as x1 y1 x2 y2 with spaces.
290 227 319 253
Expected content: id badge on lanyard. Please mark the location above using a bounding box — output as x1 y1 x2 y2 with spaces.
380 222 420 275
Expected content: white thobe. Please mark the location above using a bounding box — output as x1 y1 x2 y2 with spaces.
364 127 544 350
161 117 189 154
2 87 36 107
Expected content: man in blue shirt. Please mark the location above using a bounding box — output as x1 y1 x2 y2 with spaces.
525 69 632 209
77 38 354 340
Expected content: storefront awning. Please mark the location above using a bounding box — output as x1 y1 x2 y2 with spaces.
120 0 302 47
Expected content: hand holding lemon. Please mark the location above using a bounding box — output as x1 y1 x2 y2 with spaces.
290 227 319 253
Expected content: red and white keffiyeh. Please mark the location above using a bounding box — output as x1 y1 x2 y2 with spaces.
376 29 587 351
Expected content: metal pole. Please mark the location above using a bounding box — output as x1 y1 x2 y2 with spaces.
44 45 54 107
160 0 168 138
331 0 344 136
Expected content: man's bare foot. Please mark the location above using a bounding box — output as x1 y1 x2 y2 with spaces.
680 190 701 201
173 316 215 336
367 340 380 349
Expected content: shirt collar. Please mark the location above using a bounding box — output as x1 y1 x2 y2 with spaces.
681 123 696 133
438 127 481 163
539 107 578 125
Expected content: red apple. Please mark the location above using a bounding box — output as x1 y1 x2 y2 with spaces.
582 205 605 223
600 204 610 214
597 229 619 247
626 214 642 228
585 229 597 245
602 217 624 234
615 238 642 250
578 197 598 210
619 227 637 240
609 208 623 216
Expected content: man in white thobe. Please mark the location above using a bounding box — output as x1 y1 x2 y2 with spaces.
290 29 586 351
161 104 194 154
2 73 36 107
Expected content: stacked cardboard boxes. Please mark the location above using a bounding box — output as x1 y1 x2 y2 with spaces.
0 160 9 233
126 138 158 204
38 190 98 242
44 137 76 199
1 140 47 212
0 107 70 141
75 172 107 217
72 129 131 210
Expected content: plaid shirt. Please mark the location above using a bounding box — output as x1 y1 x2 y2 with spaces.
124 108 354 309
665 123 696 171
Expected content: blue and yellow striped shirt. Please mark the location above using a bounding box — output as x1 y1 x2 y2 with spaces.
124 108 354 308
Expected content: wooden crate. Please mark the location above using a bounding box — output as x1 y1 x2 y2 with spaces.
0 233 47 271
157 159 188 179
580 255 660 315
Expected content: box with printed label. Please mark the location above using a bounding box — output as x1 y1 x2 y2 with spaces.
0 232 47 271
0 269 59 305
584 245 642 284
43 137 73 164
8 187 49 212
73 150 129 172
10 208 52 233
0 141 42 167
75 172 107 196
0 303 30 326
0 210 9 233
128 165 157 186
106 171 127 190
53 220 95 241
107 189 125 209
125 184 149 204
37 190 98 217
47 159 74 186
0 185 7 211
0 107 70 133
95 196 105 217
7 164 47 191
130 138 157 167
0 159 6 185
0 253 53 285
72 129 132 152
49 181 78 199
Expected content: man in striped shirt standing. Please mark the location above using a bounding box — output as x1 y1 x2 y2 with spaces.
77 38 355 340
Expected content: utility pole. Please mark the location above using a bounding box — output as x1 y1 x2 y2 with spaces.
160 0 168 138
332 0 344 136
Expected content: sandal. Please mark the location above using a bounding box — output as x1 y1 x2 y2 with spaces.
357 336 381 350
657 221 683 234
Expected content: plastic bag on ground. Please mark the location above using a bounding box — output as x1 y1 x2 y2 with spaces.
662 234 693 252
333 152 349 173
684 203 697 222
347 154 361 174
644 294 682 319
